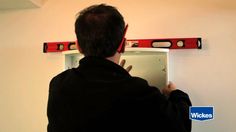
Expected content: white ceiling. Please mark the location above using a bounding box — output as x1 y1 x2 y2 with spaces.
0 0 47 10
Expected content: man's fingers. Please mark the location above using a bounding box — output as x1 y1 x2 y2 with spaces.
119 59 132 72
126 65 132 72
120 59 125 67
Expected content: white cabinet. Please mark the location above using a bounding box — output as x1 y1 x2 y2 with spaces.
63 48 169 89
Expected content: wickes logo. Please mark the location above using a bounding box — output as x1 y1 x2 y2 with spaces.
189 106 214 121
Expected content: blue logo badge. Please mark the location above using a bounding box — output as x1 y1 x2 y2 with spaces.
189 106 214 121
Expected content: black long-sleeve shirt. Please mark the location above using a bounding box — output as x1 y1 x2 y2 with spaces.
47 56 192 132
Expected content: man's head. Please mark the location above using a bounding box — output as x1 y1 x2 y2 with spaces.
75 4 125 58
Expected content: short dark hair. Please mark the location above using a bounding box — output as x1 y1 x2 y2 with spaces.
75 4 125 57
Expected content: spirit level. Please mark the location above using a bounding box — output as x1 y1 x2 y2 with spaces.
43 38 202 53
126 38 202 49
43 41 76 53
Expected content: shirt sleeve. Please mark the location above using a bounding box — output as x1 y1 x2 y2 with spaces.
148 87 192 132
169 90 192 132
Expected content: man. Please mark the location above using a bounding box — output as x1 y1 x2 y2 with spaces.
47 4 192 132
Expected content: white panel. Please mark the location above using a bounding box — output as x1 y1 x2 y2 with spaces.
63 48 169 89
121 50 168 89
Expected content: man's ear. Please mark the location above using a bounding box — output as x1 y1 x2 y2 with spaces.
75 40 83 53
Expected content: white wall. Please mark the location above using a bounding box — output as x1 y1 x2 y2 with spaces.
0 0 236 132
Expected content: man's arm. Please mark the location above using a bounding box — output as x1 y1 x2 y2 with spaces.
162 82 192 132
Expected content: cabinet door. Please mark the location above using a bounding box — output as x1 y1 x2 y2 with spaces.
63 48 169 89
121 50 168 89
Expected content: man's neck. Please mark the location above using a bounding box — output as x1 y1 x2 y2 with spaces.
106 52 121 64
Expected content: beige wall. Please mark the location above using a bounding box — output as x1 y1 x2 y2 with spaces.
0 0 236 131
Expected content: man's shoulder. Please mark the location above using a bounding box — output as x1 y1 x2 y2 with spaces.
49 69 77 91
51 69 74 81
130 76 149 86
125 76 159 93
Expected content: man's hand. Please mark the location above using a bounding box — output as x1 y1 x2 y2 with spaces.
162 81 177 96
119 59 132 72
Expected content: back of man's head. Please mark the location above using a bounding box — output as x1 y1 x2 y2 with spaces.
75 4 125 58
